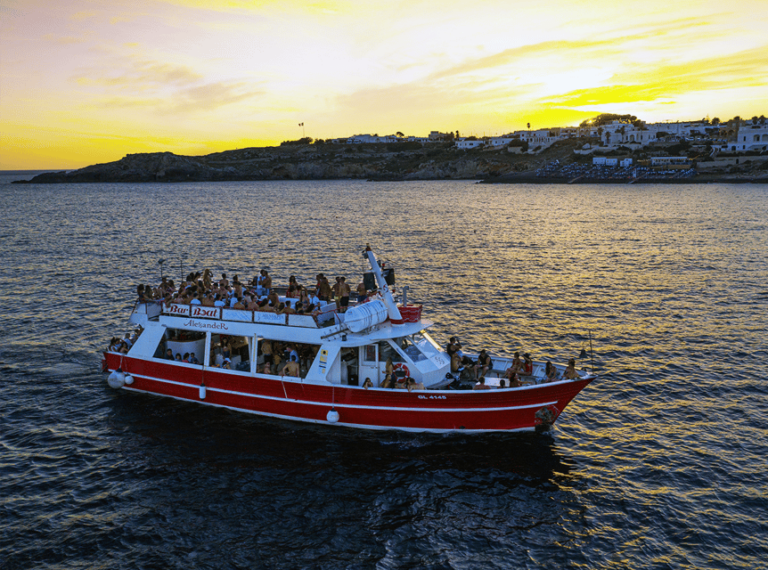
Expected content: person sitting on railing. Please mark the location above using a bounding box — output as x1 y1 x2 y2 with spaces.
450 352 463 376
220 273 229 288
545 361 559 382
509 352 522 375
380 374 394 389
213 294 226 307
474 350 493 379
283 301 296 315
246 296 258 311
406 377 425 391
521 353 533 376
137 284 146 302
563 359 578 380
498 379 506 389
190 293 201 305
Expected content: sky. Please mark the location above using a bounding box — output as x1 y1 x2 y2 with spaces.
1 0 767 169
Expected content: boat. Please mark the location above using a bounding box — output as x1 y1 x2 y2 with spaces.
102 247 595 433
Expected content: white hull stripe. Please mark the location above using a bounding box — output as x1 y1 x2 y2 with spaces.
121 387 538 433
128 372 559 413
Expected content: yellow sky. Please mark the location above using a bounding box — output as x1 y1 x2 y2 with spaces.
1 0 767 169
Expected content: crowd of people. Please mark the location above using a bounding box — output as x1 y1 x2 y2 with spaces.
136 268 376 319
107 327 144 354
445 337 579 389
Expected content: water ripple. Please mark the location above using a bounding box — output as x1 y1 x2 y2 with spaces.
0 180 767 569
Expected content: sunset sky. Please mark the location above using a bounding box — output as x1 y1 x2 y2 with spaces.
1 0 767 169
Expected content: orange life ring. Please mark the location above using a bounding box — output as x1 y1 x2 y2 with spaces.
393 363 410 382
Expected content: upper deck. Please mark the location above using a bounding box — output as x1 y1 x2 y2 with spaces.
129 299 427 341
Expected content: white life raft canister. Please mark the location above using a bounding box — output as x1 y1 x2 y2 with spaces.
342 300 388 333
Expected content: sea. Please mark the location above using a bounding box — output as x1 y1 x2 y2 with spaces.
1 171 766 569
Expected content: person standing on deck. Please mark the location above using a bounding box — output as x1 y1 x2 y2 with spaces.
356 280 367 303
332 277 342 306
318 275 332 302
339 277 351 312
261 271 272 296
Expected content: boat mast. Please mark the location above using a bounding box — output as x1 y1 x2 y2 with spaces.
364 245 402 322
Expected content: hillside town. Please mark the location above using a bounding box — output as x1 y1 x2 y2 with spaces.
19 114 768 185
310 114 768 181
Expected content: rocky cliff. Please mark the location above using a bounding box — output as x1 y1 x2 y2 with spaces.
17 142 536 183
17 140 766 184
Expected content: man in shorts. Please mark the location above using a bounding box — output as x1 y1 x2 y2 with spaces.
339 277 351 312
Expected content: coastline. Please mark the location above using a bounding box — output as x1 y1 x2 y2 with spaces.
10 144 768 185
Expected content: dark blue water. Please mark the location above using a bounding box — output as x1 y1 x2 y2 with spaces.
1 177 767 569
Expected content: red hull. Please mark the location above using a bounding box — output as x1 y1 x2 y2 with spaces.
104 352 593 433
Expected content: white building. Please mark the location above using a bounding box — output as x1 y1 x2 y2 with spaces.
723 124 768 152
455 139 484 149
488 137 514 147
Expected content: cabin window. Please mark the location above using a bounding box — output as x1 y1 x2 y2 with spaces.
379 340 404 363
255 338 320 379
156 328 206 363
392 336 428 362
211 333 251 371
411 331 441 357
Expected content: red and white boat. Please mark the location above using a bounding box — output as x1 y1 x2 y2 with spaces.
103 248 595 433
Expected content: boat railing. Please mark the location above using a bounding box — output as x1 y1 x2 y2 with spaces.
131 301 162 320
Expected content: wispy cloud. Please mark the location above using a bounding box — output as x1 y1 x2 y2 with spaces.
75 56 203 88
172 81 263 112
545 46 768 108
